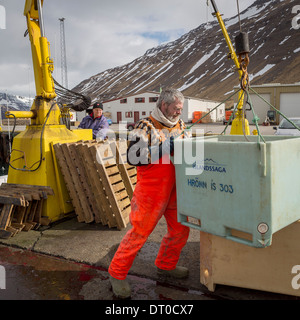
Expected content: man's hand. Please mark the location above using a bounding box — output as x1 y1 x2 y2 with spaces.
161 136 174 155
148 136 175 162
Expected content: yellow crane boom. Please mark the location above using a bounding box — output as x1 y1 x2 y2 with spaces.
5 0 92 222
210 0 250 135
7 0 59 125
24 0 56 99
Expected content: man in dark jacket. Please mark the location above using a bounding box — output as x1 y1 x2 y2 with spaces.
78 102 109 140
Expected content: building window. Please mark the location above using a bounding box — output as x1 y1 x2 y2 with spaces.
125 112 132 118
142 111 146 116
149 97 158 103
120 98 127 104
135 97 145 103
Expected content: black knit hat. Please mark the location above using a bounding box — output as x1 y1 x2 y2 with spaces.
93 102 103 110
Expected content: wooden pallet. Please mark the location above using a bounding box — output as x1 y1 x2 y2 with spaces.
0 184 54 239
53 139 137 230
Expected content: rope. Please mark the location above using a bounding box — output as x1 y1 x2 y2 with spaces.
171 89 241 140
185 89 241 132
245 90 265 144
241 92 250 141
220 89 244 135
174 83 300 147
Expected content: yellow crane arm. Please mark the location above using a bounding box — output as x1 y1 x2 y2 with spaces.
6 0 59 125
24 0 56 99
24 0 42 18
210 0 249 135
210 0 242 79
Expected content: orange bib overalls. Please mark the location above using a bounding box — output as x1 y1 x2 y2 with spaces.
108 117 190 280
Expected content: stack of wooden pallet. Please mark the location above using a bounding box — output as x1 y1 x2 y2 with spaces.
0 183 54 239
53 139 137 230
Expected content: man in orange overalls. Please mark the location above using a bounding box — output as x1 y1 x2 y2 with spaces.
108 88 190 299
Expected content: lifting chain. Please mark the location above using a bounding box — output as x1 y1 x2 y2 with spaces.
238 53 250 91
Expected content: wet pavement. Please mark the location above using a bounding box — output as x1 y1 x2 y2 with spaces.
0 244 214 301
0 215 298 302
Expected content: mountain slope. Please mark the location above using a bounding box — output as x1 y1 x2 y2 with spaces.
73 0 300 106
0 92 33 121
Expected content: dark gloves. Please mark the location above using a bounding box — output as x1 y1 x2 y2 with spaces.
148 136 174 162
161 136 174 155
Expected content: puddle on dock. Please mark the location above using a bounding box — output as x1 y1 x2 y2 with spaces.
0 246 212 300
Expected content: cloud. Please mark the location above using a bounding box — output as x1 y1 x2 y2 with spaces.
0 0 256 96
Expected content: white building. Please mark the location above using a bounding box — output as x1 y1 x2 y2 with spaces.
99 91 225 124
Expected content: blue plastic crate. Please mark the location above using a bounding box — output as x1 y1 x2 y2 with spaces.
174 135 300 248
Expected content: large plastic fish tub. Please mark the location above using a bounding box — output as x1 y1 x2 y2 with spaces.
174 135 300 248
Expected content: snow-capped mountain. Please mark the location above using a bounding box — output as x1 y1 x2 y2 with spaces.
0 92 33 110
73 0 300 105
0 92 33 120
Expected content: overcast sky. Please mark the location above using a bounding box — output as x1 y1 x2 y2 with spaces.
0 0 255 97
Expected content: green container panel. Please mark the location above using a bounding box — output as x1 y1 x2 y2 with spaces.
174 135 300 248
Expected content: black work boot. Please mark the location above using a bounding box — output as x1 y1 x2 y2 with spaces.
157 266 189 279
109 275 131 299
